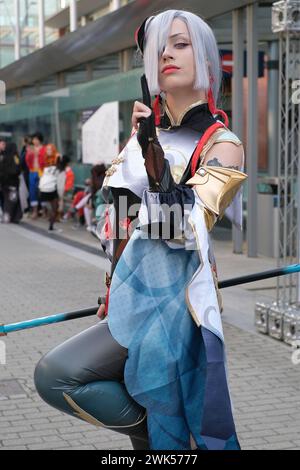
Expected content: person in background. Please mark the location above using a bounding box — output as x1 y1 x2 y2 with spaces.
84 164 106 232
64 158 75 195
66 178 92 229
38 143 60 233
1 142 22 223
44 143 59 168
93 166 112 223
62 186 88 228
19 136 31 191
25 132 46 219
56 155 74 220
19 136 31 215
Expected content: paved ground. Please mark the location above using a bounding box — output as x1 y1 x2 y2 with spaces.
0 221 300 450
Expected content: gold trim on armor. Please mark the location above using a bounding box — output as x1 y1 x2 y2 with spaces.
211 269 223 314
63 392 147 429
185 213 204 327
104 153 126 183
199 129 242 165
186 166 248 223
163 99 208 128
185 205 223 325
203 207 217 232
105 166 117 177
111 156 125 165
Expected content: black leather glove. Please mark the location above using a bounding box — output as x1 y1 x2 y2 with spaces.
137 75 175 192
137 74 158 156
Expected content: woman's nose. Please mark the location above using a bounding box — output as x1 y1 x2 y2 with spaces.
161 44 174 60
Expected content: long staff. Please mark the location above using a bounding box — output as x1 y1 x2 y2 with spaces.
1 264 299 336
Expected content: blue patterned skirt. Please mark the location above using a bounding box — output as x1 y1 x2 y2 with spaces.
107 229 240 450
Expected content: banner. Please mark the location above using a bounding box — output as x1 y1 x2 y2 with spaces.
82 101 119 165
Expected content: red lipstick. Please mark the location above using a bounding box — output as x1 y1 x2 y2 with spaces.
162 65 180 74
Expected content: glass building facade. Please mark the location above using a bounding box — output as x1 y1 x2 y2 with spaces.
0 0 60 67
0 1 275 183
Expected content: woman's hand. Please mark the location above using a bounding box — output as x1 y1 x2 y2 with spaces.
97 304 106 320
131 100 152 131
132 74 166 186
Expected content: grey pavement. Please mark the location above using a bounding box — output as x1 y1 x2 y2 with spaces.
0 221 300 450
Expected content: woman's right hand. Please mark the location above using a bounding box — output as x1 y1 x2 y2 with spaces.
97 304 106 320
131 100 152 131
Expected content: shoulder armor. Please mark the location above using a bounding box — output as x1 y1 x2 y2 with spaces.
186 165 247 230
200 128 242 164
214 128 242 145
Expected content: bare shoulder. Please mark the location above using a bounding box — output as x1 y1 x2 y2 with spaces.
202 141 244 170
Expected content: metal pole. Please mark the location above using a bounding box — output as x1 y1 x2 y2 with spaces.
54 98 63 154
246 2 258 257
232 7 244 254
69 0 77 32
38 0 45 48
298 85 300 305
283 33 289 304
276 34 283 304
267 40 279 177
14 0 20 60
289 37 296 304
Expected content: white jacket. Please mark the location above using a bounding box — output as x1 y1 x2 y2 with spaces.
39 166 59 193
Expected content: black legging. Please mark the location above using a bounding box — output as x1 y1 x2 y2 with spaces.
34 319 149 450
35 187 149 449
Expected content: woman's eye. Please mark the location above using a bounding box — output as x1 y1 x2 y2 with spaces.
175 43 188 48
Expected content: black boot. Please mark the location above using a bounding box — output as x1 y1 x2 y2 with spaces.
130 436 150 450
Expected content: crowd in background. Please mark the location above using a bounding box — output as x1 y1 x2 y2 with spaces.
0 132 108 235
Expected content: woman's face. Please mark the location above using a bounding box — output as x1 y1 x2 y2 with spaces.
32 137 40 147
46 144 53 156
158 18 195 94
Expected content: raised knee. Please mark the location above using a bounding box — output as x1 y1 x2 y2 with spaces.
35 351 79 416
34 353 55 402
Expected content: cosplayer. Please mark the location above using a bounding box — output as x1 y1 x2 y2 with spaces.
39 143 60 232
25 132 46 219
34 10 247 450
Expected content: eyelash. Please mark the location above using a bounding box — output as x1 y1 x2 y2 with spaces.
175 43 189 48
161 43 189 55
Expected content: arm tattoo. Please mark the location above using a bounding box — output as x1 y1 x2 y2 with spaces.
206 157 240 171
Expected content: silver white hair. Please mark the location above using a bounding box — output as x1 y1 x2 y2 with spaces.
143 10 221 104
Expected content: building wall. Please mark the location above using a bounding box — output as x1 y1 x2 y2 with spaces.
0 2 274 185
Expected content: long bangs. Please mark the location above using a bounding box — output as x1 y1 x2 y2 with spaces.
143 10 221 104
